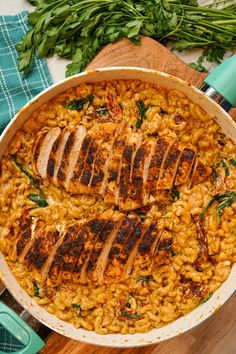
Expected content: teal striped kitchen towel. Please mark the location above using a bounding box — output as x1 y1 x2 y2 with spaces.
0 11 53 134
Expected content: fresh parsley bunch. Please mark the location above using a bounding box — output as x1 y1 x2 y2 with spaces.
17 0 236 76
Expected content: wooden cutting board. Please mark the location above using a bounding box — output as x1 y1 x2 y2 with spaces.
39 37 236 353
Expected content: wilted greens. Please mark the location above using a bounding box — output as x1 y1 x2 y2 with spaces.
199 191 236 221
17 0 236 76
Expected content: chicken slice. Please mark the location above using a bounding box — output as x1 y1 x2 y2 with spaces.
153 229 173 266
47 133 63 180
77 213 113 284
32 129 48 175
93 214 126 284
129 138 155 209
147 133 176 193
35 127 61 179
174 146 196 186
80 123 119 195
190 159 212 187
133 222 163 271
23 228 60 283
143 138 156 205
157 141 184 189
57 126 86 189
118 131 143 209
99 123 125 196
107 221 147 282
86 213 125 283
104 129 130 205
123 222 148 278
48 129 71 186
104 215 140 281
47 223 83 284
66 134 92 194
64 126 87 191
17 220 43 263
10 216 32 262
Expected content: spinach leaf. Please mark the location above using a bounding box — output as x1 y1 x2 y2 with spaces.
170 187 180 201
64 95 94 110
27 194 48 207
72 303 94 317
120 310 140 320
136 275 154 283
96 106 109 116
72 303 82 314
229 159 236 166
220 158 230 177
33 281 42 298
13 154 38 187
199 191 236 221
199 292 213 305
136 100 148 129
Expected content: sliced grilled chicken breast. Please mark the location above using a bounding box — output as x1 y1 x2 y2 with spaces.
118 131 142 209
174 146 196 186
24 228 60 283
157 141 184 189
64 126 87 191
93 214 126 283
105 215 140 280
86 213 125 282
190 159 212 187
32 124 212 210
14 211 177 285
99 123 125 196
123 222 148 278
57 127 85 188
104 129 130 205
49 129 71 186
147 133 177 192
18 220 43 263
67 134 92 194
72 209 114 283
129 138 155 209
143 138 156 205
134 222 163 271
10 216 32 262
36 127 61 179
32 129 48 175
82 123 119 195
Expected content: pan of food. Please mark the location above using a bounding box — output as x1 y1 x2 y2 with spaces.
0 56 236 348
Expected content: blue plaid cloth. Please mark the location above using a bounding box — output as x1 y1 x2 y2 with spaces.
0 326 24 352
0 11 53 134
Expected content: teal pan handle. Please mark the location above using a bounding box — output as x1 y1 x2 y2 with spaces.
0 301 45 354
204 54 236 107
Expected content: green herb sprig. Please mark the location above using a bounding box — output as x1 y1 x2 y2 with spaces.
17 0 236 76
136 275 154 283
64 96 94 110
199 292 213 305
13 154 38 187
27 194 48 207
136 100 148 128
33 281 43 298
170 187 180 201
13 154 48 207
120 310 140 320
199 191 236 222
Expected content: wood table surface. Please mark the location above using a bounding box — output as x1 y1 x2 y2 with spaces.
2 37 236 353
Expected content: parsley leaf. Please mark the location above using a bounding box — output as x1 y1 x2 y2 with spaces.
64 96 94 110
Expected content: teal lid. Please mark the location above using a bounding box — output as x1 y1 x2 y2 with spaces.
204 55 236 107
0 301 45 354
